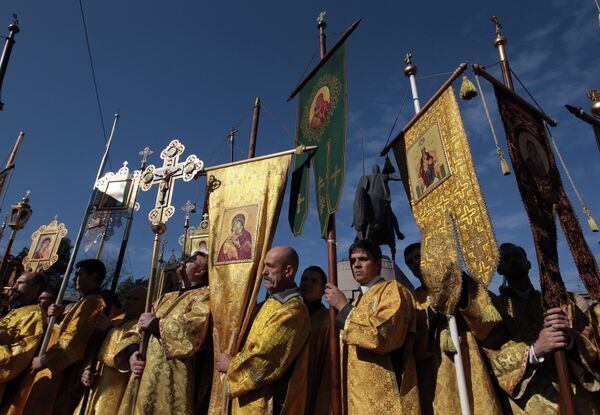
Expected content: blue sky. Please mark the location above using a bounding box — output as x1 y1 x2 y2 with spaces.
0 0 598 295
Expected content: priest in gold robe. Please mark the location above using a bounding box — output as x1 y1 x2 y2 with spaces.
6 259 107 415
73 285 147 415
487 242 600 414
217 246 310 415
299 265 330 415
0 272 47 410
404 242 504 415
325 239 419 415
115 250 211 415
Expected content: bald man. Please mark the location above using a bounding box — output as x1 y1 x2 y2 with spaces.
218 246 310 414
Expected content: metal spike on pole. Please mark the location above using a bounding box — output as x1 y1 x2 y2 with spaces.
0 15 20 111
38 113 120 356
404 52 472 415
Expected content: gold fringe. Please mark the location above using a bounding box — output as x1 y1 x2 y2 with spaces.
482 303 502 323
441 328 457 354
584 207 599 232
460 75 478 100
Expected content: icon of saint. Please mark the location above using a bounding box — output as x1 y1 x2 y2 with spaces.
217 213 252 262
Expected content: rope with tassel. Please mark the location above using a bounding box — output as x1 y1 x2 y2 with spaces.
546 125 599 232
472 75 512 176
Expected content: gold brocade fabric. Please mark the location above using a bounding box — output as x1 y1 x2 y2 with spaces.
0 304 46 408
227 296 310 415
413 286 503 415
206 154 292 415
392 87 497 314
6 294 105 415
115 286 210 415
73 318 137 415
486 289 600 414
306 305 331 415
340 280 419 415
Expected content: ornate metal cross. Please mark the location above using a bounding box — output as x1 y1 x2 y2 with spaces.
139 139 203 226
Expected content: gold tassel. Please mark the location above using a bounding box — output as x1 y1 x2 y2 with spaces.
441 328 457 354
460 75 478 100
497 148 511 176
482 303 502 323
584 207 599 232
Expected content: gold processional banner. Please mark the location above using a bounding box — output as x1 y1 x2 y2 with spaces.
392 86 497 314
206 153 292 414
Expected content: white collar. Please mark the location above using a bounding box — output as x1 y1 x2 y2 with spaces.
360 276 383 295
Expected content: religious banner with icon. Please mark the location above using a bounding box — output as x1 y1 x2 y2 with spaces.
94 162 140 212
391 86 497 314
22 218 68 272
289 44 346 236
494 85 600 308
206 152 292 414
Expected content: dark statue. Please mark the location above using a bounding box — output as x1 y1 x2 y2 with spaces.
352 162 404 260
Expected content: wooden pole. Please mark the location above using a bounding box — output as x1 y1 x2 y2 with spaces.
229 127 238 163
248 97 261 158
491 16 575 415
317 13 341 415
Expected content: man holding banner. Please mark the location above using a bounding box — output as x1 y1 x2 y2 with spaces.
217 246 310 415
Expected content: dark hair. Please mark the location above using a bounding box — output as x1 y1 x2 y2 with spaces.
348 239 382 261
29 272 46 295
101 289 122 309
76 259 107 284
403 242 421 259
304 265 327 285
499 243 528 259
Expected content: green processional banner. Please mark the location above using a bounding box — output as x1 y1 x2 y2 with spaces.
289 44 346 237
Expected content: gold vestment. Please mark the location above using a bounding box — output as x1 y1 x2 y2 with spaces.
487 289 600 414
413 285 503 415
7 293 105 415
306 304 331 415
227 295 310 415
340 279 419 415
73 317 137 415
0 304 46 408
115 286 210 415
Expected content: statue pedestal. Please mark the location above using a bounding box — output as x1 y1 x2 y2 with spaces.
336 256 414 301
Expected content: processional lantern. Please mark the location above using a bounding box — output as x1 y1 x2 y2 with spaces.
0 191 32 285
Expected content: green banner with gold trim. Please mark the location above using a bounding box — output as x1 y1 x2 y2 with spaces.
289 44 346 237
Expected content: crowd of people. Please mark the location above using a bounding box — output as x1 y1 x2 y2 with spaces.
1 238 599 414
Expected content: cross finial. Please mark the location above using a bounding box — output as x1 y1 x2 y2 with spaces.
404 52 412 65
317 11 327 26
181 200 196 216
491 16 502 35
53 214 58 222
588 89 600 102
139 147 154 164
123 161 129 168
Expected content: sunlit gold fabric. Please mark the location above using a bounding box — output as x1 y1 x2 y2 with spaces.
0 304 46 407
340 279 419 415
115 286 210 415
487 289 600 414
392 87 497 314
73 318 137 415
227 296 310 415
413 284 503 415
206 154 292 414
306 305 331 415
6 294 105 415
